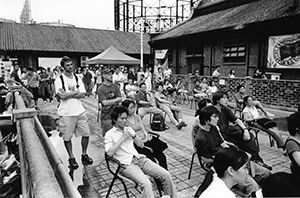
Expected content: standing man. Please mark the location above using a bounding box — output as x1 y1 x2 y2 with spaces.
10 61 22 84
97 69 122 136
22 67 40 108
82 67 93 96
55 56 93 169
212 65 221 77
40 68 53 102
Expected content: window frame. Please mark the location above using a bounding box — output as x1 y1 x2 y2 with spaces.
223 41 247 64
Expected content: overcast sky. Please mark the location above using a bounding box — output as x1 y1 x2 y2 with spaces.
0 0 115 30
0 0 182 30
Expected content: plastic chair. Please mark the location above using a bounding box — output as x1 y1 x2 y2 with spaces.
104 152 162 198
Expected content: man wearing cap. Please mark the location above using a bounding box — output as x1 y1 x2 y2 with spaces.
97 68 122 136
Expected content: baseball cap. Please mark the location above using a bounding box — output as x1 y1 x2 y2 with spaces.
102 68 114 75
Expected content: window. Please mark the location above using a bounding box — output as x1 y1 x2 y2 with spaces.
223 42 246 63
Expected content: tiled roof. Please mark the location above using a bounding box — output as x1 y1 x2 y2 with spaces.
0 22 150 54
152 0 300 42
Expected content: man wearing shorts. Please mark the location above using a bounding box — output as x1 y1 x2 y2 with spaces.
55 56 93 169
97 68 122 136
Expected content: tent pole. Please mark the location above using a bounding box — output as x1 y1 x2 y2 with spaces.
141 19 143 69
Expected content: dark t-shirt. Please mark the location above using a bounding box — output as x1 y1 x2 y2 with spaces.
82 71 92 85
10 70 22 84
97 83 121 120
40 72 49 85
234 92 245 109
217 106 237 132
195 126 224 158
286 138 300 176
135 91 152 108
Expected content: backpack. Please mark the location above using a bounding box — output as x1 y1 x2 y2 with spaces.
56 74 79 104
150 113 165 131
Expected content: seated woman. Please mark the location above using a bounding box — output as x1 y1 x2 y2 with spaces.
177 81 189 105
104 106 177 198
206 80 218 98
193 80 207 99
121 99 168 170
286 112 300 177
195 147 251 198
242 96 285 149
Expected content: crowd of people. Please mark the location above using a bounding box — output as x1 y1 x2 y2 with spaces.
1 57 299 197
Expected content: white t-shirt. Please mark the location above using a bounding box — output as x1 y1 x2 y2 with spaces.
113 72 125 90
200 174 236 198
54 73 86 116
242 106 260 120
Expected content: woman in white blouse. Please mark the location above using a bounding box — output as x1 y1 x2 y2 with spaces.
197 147 250 198
242 96 285 149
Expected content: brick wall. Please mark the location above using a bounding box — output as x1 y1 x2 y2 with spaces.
172 74 300 110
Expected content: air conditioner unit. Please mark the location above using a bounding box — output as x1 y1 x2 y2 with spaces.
81 56 89 67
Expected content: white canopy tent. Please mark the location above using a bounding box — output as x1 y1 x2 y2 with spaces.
86 46 140 65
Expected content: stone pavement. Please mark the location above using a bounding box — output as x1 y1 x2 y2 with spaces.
38 96 293 198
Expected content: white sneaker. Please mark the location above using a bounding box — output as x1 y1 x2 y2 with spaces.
266 112 274 117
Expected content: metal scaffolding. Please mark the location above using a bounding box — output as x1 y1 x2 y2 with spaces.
114 0 199 33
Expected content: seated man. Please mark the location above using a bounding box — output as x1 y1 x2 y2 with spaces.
135 83 164 120
154 84 187 130
104 106 178 198
195 106 270 197
234 85 274 117
213 91 272 170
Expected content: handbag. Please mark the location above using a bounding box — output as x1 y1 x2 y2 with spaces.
145 136 168 152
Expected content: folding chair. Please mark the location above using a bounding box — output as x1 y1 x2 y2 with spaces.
188 150 213 179
104 153 162 198
188 126 214 179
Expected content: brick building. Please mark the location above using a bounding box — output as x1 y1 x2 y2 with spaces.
0 22 150 71
150 0 300 80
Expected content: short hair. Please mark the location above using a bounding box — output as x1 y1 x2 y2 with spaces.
216 64 221 68
236 84 245 92
287 112 300 136
121 99 135 109
262 172 300 197
60 56 72 67
199 106 219 125
139 82 146 88
214 147 248 178
111 106 128 125
212 91 225 105
27 67 33 72
195 98 212 117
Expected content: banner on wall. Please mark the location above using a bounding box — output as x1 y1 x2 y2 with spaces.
267 34 300 69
